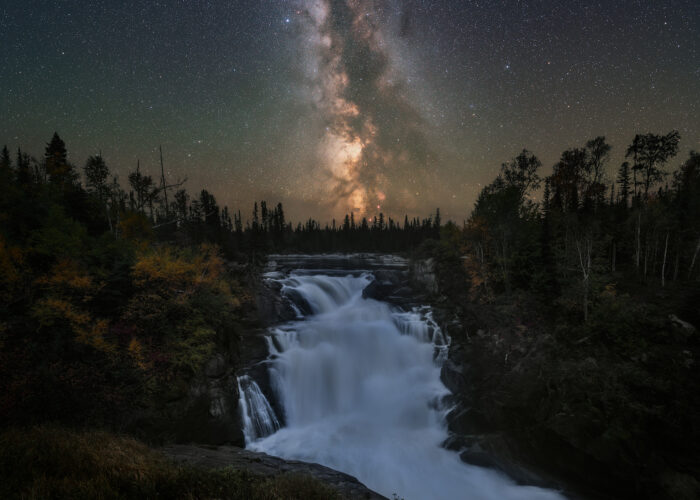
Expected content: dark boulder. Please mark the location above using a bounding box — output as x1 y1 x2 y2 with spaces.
162 444 388 500
361 279 396 301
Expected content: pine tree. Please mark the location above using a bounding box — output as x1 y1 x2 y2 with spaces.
45 132 75 188
433 208 441 238
16 148 32 186
617 162 631 208
0 146 12 186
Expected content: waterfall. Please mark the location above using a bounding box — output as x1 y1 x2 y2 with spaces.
237 375 280 444
244 270 564 500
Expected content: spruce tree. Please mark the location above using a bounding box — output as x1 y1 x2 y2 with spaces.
617 162 631 208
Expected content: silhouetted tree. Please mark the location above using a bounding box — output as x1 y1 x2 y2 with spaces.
626 130 680 197
617 162 631 208
45 132 76 188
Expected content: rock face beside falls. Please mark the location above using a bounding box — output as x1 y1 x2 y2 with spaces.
162 444 387 500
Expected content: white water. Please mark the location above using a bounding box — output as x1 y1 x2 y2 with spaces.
246 272 565 500
237 375 280 444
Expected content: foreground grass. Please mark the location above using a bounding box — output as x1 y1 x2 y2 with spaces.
0 426 340 500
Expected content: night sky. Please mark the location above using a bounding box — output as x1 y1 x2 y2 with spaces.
2 0 698 221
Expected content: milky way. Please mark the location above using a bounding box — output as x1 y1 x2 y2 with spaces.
299 0 438 216
1 0 698 221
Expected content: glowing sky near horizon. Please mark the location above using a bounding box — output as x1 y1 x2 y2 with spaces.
1 0 699 222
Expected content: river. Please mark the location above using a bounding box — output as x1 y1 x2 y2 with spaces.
239 260 565 500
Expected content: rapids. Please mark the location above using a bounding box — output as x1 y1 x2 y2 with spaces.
240 270 565 500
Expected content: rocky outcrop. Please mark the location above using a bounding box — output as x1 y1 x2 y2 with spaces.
162 444 387 500
256 276 299 325
170 360 245 446
410 258 438 295
265 254 408 273
669 314 697 335
361 269 417 306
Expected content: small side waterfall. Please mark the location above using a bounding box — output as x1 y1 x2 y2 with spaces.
240 269 565 500
237 375 280 444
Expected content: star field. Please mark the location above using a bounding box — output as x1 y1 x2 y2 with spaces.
1 0 698 221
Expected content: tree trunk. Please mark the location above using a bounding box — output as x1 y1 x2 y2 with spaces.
160 145 169 218
636 213 641 269
583 279 589 322
105 204 113 236
689 237 700 279
644 238 648 281
661 231 669 287
673 238 680 282
611 240 616 272
576 236 592 322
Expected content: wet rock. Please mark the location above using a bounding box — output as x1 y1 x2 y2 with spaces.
659 470 700 500
460 448 501 470
669 314 696 335
373 269 402 283
161 444 388 500
441 358 467 392
391 286 414 297
361 279 395 301
283 288 313 316
170 373 245 447
205 354 227 378
411 258 438 295
256 281 298 325
445 406 484 435
265 253 408 274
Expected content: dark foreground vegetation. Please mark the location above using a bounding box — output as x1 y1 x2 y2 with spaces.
0 426 338 500
1 130 698 498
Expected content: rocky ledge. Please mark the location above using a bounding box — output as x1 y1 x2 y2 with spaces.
161 444 387 500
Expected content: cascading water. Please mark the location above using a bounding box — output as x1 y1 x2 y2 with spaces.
245 270 565 500
237 375 280 444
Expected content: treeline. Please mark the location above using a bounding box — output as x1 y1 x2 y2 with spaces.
0 134 255 431
462 131 699 320
0 131 440 429
1 132 440 257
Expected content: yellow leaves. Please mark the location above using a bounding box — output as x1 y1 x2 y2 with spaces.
128 338 148 370
602 283 617 298
32 298 113 353
132 247 185 287
29 257 114 351
34 297 89 327
118 212 152 241
35 258 94 293
82 319 113 353
128 337 141 356
132 243 225 296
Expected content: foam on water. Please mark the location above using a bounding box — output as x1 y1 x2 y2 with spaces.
245 272 565 500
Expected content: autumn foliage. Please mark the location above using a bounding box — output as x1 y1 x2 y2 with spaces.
0 136 249 430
